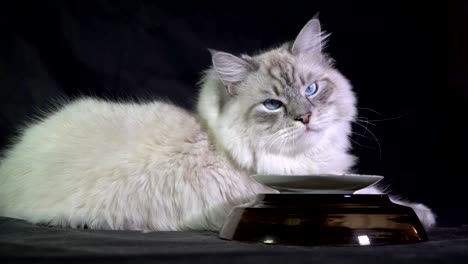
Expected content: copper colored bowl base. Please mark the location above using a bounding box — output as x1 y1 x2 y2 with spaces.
219 194 427 246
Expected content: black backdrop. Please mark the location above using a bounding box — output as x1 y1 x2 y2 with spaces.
0 1 466 226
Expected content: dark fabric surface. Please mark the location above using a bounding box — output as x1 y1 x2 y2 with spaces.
0 217 467 263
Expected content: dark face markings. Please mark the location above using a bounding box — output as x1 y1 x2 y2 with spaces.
253 56 336 127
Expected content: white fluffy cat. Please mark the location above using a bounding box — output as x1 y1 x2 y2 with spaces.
0 18 435 231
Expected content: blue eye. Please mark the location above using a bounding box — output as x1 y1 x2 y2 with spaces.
263 99 283 110
305 82 318 96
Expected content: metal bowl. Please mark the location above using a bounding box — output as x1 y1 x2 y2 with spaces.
219 194 427 246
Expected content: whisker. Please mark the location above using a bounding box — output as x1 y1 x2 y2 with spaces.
268 134 285 152
351 131 381 141
267 127 296 151
268 128 290 145
355 118 377 126
352 121 382 160
281 130 296 155
266 127 290 140
279 135 287 156
348 136 377 149
275 132 286 156
356 117 371 137
358 107 382 116
362 113 408 122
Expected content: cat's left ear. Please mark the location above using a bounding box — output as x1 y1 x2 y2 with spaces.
291 16 329 56
209 49 255 95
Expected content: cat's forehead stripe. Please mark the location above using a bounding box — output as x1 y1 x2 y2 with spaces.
271 84 280 96
258 86 279 97
299 74 306 86
267 67 287 87
288 63 296 86
279 63 291 86
266 60 303 90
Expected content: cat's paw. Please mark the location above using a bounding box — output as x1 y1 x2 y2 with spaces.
357 187 437 229
395 201 436 230
410 202 436 229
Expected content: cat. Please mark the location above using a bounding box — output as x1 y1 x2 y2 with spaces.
0 17 435 231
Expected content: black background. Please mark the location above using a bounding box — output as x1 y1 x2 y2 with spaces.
0 1 466 226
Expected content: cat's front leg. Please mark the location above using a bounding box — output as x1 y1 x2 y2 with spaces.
354 186 436 229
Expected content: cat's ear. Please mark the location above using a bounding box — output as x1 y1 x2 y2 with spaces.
291 16 329 56
209 49 254 95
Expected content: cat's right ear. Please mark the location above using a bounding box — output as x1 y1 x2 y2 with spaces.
209 49 254 95
291 16 329 57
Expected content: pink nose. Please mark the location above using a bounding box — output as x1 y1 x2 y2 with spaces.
295 113 311 124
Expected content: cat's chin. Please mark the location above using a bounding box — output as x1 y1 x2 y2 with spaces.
305 126 323 133
267 130 325 156
301 127 325 145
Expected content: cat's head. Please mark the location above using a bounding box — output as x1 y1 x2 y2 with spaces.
197 18 357 172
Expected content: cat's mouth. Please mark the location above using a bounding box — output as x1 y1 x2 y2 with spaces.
305 126 322 133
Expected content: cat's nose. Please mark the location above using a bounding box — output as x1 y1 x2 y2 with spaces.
295 113 311 124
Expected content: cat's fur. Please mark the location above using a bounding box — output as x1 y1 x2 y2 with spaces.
0 18 435 231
